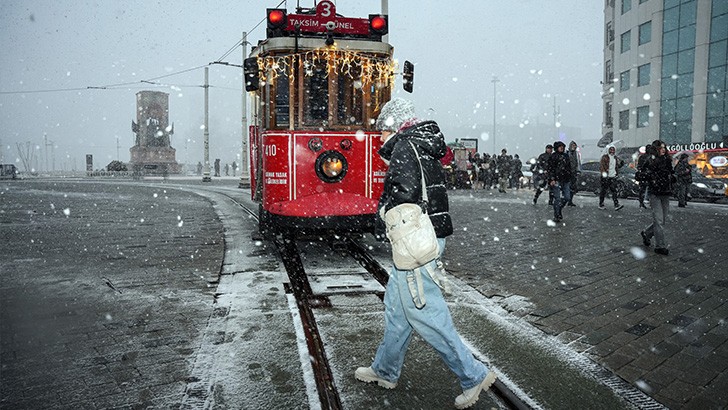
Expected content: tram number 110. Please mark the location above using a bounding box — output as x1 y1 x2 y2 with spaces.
264 144 277 157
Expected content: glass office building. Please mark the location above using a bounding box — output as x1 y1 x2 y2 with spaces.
603 0 728 177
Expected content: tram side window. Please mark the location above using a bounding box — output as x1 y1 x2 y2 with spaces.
304 64 329 124
275 73 289 127
337 64 363 126
369 67 391 125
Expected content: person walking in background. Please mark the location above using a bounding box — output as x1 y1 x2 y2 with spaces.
547 141 571 222
511 154 523 191
639 140 674 256
598 145 625 211
566 141 582 206
637 146 649 208
496 149 510 193
674 153 692 208
232 161 237 177
532 144 553 205
471 153 483 191
214 159 221 177
486 154 498 189
355 98 497 409
196 161 203 176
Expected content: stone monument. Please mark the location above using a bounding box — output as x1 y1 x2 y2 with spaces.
130 91 180 174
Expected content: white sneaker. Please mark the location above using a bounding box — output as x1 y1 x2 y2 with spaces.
354 366 397 389
455 371 497 409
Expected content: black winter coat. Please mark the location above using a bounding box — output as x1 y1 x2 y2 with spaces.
376 121 453 238
674 159 692 184
640 154 674 195
547 151 572 183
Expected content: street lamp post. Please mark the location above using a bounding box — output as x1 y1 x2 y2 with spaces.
239 31 250 188
202 67 211 182
491 76 499 154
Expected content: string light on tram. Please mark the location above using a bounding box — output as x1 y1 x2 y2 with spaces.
253 48 397 89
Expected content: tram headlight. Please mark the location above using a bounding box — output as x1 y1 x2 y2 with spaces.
315 151 348 183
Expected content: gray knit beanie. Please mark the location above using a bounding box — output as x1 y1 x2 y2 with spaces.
375 98 416 132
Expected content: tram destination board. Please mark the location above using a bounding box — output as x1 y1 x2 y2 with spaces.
269 0 382 37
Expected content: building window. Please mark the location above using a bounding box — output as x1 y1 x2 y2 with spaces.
637 106 650 128
605 101 613 128
638 63 651 86
620 70 631 91
621 30 631 53
639 21 652 45
619 110 630 130
605 60 613 84
622 0 632 15
606 21 615 45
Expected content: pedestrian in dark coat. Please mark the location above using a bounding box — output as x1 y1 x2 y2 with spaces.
566 141 582 206
533 144 554 205
639 140 674 255
358 98 496 409
674 153 692 207
511 154 523 190
496 149 510 193
547 141 571 222
637 148 649 208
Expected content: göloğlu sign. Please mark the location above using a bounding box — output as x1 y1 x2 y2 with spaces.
666 141 725 153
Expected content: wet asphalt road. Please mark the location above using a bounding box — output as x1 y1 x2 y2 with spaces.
1 178 727 409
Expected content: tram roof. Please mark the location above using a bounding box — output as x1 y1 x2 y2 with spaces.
250 37 393 58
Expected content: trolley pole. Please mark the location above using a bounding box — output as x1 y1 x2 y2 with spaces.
202 67 212 182
381 0 388 44
491 76 499 154
239 32 250 188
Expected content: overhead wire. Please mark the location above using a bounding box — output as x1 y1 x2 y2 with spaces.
1 1 287 96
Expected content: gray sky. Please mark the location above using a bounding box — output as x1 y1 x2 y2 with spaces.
0 0 604 171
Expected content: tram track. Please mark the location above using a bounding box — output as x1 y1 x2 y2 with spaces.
217 189 530 410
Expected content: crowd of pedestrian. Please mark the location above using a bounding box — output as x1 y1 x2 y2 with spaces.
443 148 527 192
195 160 238 177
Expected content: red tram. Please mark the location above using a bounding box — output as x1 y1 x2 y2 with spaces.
245 1 412 236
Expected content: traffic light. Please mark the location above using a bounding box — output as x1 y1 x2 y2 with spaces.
403 60 414 93
244 57 260 92
267 9 287 38
369 14 388 39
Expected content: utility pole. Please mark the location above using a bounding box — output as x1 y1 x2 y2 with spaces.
116 136 120 161
382 0 388 44
239 31 250 188
491 76 499 154
202 67 212 182
44 134 54 173
553 96 561 140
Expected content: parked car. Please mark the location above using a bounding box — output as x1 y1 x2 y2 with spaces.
674 166 728 203
576 161 640 198
0 164 19 180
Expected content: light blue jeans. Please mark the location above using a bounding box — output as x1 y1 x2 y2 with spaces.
371 238 489 390
645 194 670 248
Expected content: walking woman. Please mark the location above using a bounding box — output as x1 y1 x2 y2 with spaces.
355 98 496 409
640 140 674 255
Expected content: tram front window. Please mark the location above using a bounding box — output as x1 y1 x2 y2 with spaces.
275 74 289 127
304 65 329 123
337 64 363 126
